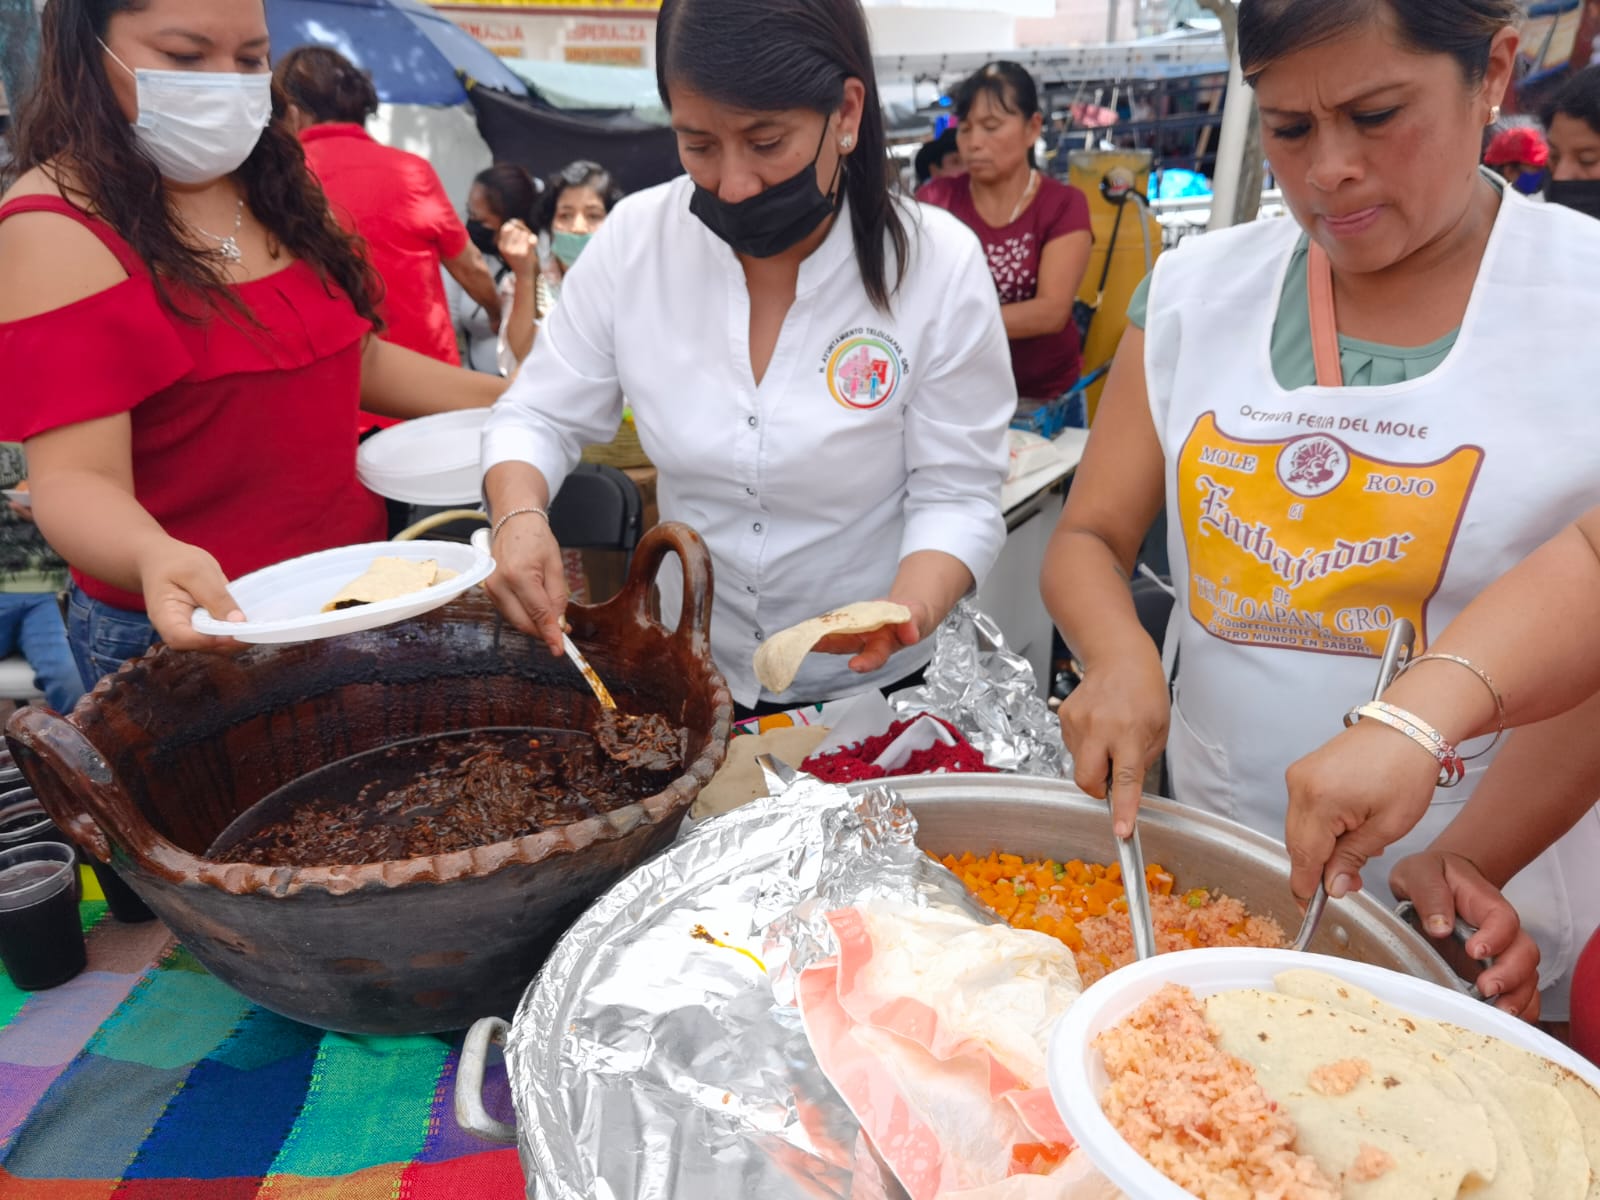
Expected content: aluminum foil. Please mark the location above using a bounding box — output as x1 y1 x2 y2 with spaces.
890 599 1068 777
505 776 996 1200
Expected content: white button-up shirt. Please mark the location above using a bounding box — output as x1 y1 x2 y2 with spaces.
483 176 1014 707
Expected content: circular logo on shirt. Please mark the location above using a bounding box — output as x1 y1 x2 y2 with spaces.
825 336 901 411
1275 434 1351 498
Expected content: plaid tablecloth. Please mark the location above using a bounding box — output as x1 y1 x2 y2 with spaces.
0 889 527 1198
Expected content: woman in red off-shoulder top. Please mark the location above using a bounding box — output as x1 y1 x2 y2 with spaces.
0 0 505 689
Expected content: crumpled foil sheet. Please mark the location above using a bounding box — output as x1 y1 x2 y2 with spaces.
890 599 1068 777
505 776 995 1200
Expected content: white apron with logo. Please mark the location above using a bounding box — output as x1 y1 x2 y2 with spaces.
1144 195 1600 1015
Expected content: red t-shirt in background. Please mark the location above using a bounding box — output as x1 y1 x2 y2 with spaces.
919 173 1092 399
0 196 386 612
300 124 467 377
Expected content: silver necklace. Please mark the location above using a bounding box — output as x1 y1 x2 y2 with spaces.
1007 169 1040 224
191 197 245 263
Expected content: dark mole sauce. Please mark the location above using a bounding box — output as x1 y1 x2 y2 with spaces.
206 722 687 868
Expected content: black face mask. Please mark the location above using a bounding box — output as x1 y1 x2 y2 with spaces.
466 219 500 258
689 122 843 258
1545 179 1600 221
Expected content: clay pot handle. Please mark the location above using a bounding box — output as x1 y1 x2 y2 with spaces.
5 708 127 865
623 521 715 656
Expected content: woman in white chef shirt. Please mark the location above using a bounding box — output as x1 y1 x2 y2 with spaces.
1041 0 1600 1021
481 0 1014 716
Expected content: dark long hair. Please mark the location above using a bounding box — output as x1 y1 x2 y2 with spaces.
273 46 380 126
474 163 539 226
1239 0 1519 85
537 160 624 233
656 0 908 310
953 61 1041 169
6 0 382 326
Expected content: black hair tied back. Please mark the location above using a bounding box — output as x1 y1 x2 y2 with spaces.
656 0 908 310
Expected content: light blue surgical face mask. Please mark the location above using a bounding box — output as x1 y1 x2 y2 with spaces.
552 229 593 269
101 40 272 184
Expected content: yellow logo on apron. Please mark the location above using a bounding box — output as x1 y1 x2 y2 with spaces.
1176 412 1484 657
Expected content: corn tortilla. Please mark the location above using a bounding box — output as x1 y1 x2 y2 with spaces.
753 602 913 694
322 557 449 612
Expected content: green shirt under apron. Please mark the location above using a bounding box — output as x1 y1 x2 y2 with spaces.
1127 234 1458 390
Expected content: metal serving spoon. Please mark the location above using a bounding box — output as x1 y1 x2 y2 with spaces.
1291 618 1417 953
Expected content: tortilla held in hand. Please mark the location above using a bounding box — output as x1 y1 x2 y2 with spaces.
754 602 913 695
321 557 456 612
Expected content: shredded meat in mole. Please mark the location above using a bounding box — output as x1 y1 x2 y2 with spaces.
595 709 686 773
208 724 686 868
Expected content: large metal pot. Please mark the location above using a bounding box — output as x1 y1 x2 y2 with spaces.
896 774 1458 983
7 523 733 1035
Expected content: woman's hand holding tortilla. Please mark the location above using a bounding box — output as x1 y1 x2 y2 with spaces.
812 598 931 675
140 539 244 654
1058 639 1168 839
484 514 567 657
1284 720 1441 907
1389 849 1541 1020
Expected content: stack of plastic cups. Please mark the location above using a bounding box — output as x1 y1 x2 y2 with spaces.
0 745 154 924
0 747 87 989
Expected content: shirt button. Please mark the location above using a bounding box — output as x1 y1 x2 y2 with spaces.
745 487 756 497
747 585 757 595
754 631 765 642
747 416 758 428
753 522 763 533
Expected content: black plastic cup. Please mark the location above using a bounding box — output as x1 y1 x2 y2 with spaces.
0 793 83 903
0 843 86 990
0 794 58 852
88 859 156 923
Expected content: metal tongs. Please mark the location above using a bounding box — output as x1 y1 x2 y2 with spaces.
1117 822 1158 962
1290 619 1417 952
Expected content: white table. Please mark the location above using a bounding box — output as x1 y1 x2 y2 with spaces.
981 428 1090 695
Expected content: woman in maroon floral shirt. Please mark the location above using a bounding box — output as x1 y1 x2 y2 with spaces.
919 62 1094 423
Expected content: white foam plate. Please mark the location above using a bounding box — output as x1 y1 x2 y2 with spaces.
3 489 31 508
356 409 490 506
191 540 494 644
1048 947 1600 1200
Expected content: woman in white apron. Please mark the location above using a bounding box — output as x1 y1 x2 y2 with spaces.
1041 0 1600 1020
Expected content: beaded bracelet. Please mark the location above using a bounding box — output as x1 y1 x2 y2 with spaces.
490 505 550 544
1393 653 1506 760
1344 701 1466 787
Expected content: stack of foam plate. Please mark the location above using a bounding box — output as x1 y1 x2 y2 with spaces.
357 409 491 507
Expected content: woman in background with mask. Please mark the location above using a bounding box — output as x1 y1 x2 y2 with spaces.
1482 125 1548 195
482 0 1015 717
453 162 539 374
495 159 623 372
0 0 504 687
1545 64 1600 219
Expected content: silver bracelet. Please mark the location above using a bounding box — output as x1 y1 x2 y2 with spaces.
491 506 549 544
1392 653 1506 760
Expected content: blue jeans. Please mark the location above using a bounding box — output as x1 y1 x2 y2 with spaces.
65 585 159 696
0 591 86 714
